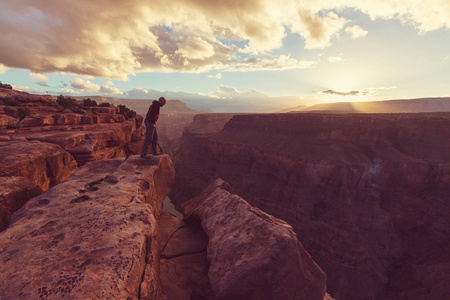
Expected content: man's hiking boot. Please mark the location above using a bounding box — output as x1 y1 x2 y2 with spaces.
140 154 151 159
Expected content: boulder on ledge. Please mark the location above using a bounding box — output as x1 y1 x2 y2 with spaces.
181 178 327 300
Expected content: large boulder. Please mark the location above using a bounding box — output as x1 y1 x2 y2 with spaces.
0 176 42 231
182 179 327 300
0 154 175 299
0 140 77 191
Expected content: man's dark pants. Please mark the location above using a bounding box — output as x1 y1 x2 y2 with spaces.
141 122 158 156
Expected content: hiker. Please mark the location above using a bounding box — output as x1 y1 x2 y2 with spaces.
141 97 166 158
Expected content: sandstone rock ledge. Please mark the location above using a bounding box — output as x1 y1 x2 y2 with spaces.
181 179 327 300
0 154 175 299
0 140 78 232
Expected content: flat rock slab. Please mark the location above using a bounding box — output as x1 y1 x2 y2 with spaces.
182 179 327 300
0 155 175 299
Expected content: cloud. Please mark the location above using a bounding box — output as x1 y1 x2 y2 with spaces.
61 88 81 94
292 10 349 49
100 85 124 95
127 88 150 97
208 73 222 79
0 64 9 74
70 78 100 91
37 81 48 87
29 72 49 80
319 86 397 97
328 56 345 62
345 25 368 39
12 85 44 93
320 89 372 96
176 37 215 61
210 84 268 99
226 55 316 72
0 1 449 78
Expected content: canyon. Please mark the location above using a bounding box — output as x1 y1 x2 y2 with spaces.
171 112 450 300
0 89 331 299
2 88 449 299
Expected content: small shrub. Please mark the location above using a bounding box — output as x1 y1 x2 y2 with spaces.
0 81 13 89
98 102 111 107
4 106 17 115
56 95 79 108
7 121 21 130
43 99 57 106
83 98 98 107
3 98 21 107
118 104 137 120
17 107 31 119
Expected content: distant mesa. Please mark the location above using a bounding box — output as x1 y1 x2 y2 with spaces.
283 97 450 113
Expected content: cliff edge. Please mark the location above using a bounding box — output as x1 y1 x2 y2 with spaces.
0 155 175 299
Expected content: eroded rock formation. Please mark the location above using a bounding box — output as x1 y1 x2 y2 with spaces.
158 212 214 300
182 178 327 300
0 155 175 299
0 140 78 231
171 112 450 300
0 89 145 231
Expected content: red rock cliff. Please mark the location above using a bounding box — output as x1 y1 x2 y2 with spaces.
0 155 175 299
171 112 450 300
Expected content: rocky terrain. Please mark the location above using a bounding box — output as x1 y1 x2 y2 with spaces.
0 88 144 231
0 155 176 299
0 89 332 299
171 112 450 300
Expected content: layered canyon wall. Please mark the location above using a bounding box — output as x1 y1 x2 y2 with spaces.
0 88 145 231
171 112 450 300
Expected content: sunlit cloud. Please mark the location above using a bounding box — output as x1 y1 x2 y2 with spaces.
345 25 368 39
320 89 369 96
12 85 31 91
226 55 316 72
37 81 48 87
12 85 44 94
71 78 100 91
0 64 9 74
61 88 81 94
100 85 124 95
0 0 449 79
127 88 150 97
292 11 349 49
328 56 345 63
29 72 49 80
320 86 397 97
210 84 269 99
208 73 223 79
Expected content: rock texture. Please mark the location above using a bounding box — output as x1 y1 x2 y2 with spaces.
0 140 78 231
158 212 214 300
0 154 175 299
171 112 450 300
0 88 145 166
181 178 327 300
0 89 145 231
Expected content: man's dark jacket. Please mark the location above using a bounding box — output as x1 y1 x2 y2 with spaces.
144 100 162 124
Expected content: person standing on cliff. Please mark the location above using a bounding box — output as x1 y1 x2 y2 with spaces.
141 97 166 158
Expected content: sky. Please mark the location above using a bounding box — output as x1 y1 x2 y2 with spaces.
0 0 449 112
